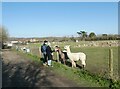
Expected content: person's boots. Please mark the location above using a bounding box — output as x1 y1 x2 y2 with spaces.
48 60 53 67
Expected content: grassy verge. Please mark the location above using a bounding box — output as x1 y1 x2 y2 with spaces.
52 61 109 87
14 49 120 88
15 49 42 65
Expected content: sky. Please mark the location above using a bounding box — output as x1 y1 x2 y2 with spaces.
1 2 118 37
1 0 120 2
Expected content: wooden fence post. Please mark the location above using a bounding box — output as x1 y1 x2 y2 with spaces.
56 52 59 62
109 49 113 79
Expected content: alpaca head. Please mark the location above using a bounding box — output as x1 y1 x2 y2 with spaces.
64 45 70 51
54 45 59 52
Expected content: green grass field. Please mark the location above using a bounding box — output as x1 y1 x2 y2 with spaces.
15 41 120 88
72 46 118 79
21 41 119 80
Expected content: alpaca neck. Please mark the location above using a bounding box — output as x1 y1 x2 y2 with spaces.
58 49 62 55
67 48 71 53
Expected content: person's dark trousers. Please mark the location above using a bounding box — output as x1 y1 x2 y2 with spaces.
47 54 52 66
43 54 47 63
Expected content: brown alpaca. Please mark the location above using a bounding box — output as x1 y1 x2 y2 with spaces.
55 46 66 64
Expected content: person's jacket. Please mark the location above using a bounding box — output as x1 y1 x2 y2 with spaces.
46 46 53 55
41 44 47 53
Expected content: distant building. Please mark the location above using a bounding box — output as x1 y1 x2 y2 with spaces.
11 41 19 44
29 38 39 43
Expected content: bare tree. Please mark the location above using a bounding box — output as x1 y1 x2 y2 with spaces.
0 26 9 48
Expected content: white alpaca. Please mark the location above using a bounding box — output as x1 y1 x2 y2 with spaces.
64 45 86 68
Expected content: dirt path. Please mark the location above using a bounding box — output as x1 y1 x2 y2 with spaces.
2 50 81 88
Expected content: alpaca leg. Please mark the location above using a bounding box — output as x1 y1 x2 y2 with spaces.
59 56 61 63
63 58 66 65
74 63 76 67
71 61 76 67
82 65 85 69
73 61 76 67
71 61 74 68
63 54 66 65
82 60 86 68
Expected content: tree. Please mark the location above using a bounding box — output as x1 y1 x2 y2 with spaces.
77 31 87 40
0 26 9 46
89 32 96 40
102 34 108 40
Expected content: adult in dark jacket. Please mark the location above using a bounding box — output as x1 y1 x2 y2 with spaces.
40 40 48 65
46 42 54 66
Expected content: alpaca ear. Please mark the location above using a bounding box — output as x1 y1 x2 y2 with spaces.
64 46 66 49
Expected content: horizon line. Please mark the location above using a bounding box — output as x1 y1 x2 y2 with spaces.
9 33 119 38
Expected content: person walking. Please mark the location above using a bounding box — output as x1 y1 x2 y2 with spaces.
40 40 48 65
46 42 54 67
